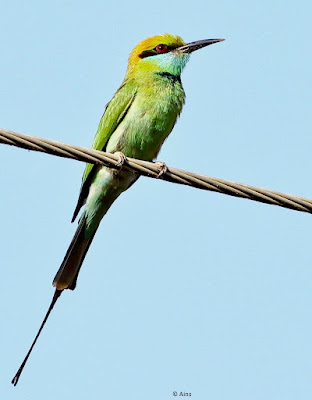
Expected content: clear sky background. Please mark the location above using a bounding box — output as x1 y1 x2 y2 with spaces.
1 1 312 399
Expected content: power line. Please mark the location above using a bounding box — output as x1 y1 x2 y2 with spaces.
1 127 312 214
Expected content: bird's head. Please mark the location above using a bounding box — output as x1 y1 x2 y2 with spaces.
125 33 224 79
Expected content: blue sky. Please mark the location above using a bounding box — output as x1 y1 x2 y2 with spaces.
1 1 312 399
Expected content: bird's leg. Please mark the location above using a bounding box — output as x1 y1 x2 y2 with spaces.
155 161 168 178
114 151 127 168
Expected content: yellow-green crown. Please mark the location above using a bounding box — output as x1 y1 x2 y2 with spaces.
126 33 186 76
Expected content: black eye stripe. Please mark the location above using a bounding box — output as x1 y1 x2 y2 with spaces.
138 45 178 59
139 49 157 59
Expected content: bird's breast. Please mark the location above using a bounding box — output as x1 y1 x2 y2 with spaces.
106 79 185 161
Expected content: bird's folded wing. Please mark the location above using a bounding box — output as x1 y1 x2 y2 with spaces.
72 81 137 222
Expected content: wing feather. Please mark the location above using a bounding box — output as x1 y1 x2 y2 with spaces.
72 82 136 222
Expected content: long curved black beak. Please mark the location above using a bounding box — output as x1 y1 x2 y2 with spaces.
178 38 225 53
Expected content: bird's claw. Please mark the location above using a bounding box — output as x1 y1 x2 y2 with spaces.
114 151 127 168
155 161 168 178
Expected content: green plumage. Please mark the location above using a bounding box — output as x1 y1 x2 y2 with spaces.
12 34 224 386
53 33 224 291
54 41 186 290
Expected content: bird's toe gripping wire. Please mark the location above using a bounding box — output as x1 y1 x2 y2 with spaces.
155 161 168 178
114 151 127 169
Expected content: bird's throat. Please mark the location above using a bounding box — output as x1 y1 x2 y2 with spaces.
156 71 182 84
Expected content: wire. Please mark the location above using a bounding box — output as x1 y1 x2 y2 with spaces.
1 127 312 214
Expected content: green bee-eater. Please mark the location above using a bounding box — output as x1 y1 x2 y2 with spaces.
12 33 224 385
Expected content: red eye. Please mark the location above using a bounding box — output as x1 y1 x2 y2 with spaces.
155 44 168 53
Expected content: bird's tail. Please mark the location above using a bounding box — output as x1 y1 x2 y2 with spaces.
53 216 97 291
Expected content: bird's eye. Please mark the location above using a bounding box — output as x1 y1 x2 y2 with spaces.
155 44 168 53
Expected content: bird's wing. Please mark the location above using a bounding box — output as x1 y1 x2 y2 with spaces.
72 82 137 222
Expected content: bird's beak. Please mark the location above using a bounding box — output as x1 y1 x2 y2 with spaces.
177 38 225 54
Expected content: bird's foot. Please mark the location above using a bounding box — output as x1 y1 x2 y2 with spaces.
114 151 127 169
155 161 168 178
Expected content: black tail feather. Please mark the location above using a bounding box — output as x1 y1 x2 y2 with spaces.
53 217 97 290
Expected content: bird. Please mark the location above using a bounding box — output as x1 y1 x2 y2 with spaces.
12 33 224 385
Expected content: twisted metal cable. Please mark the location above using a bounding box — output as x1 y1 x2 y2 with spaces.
1 127 312 214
